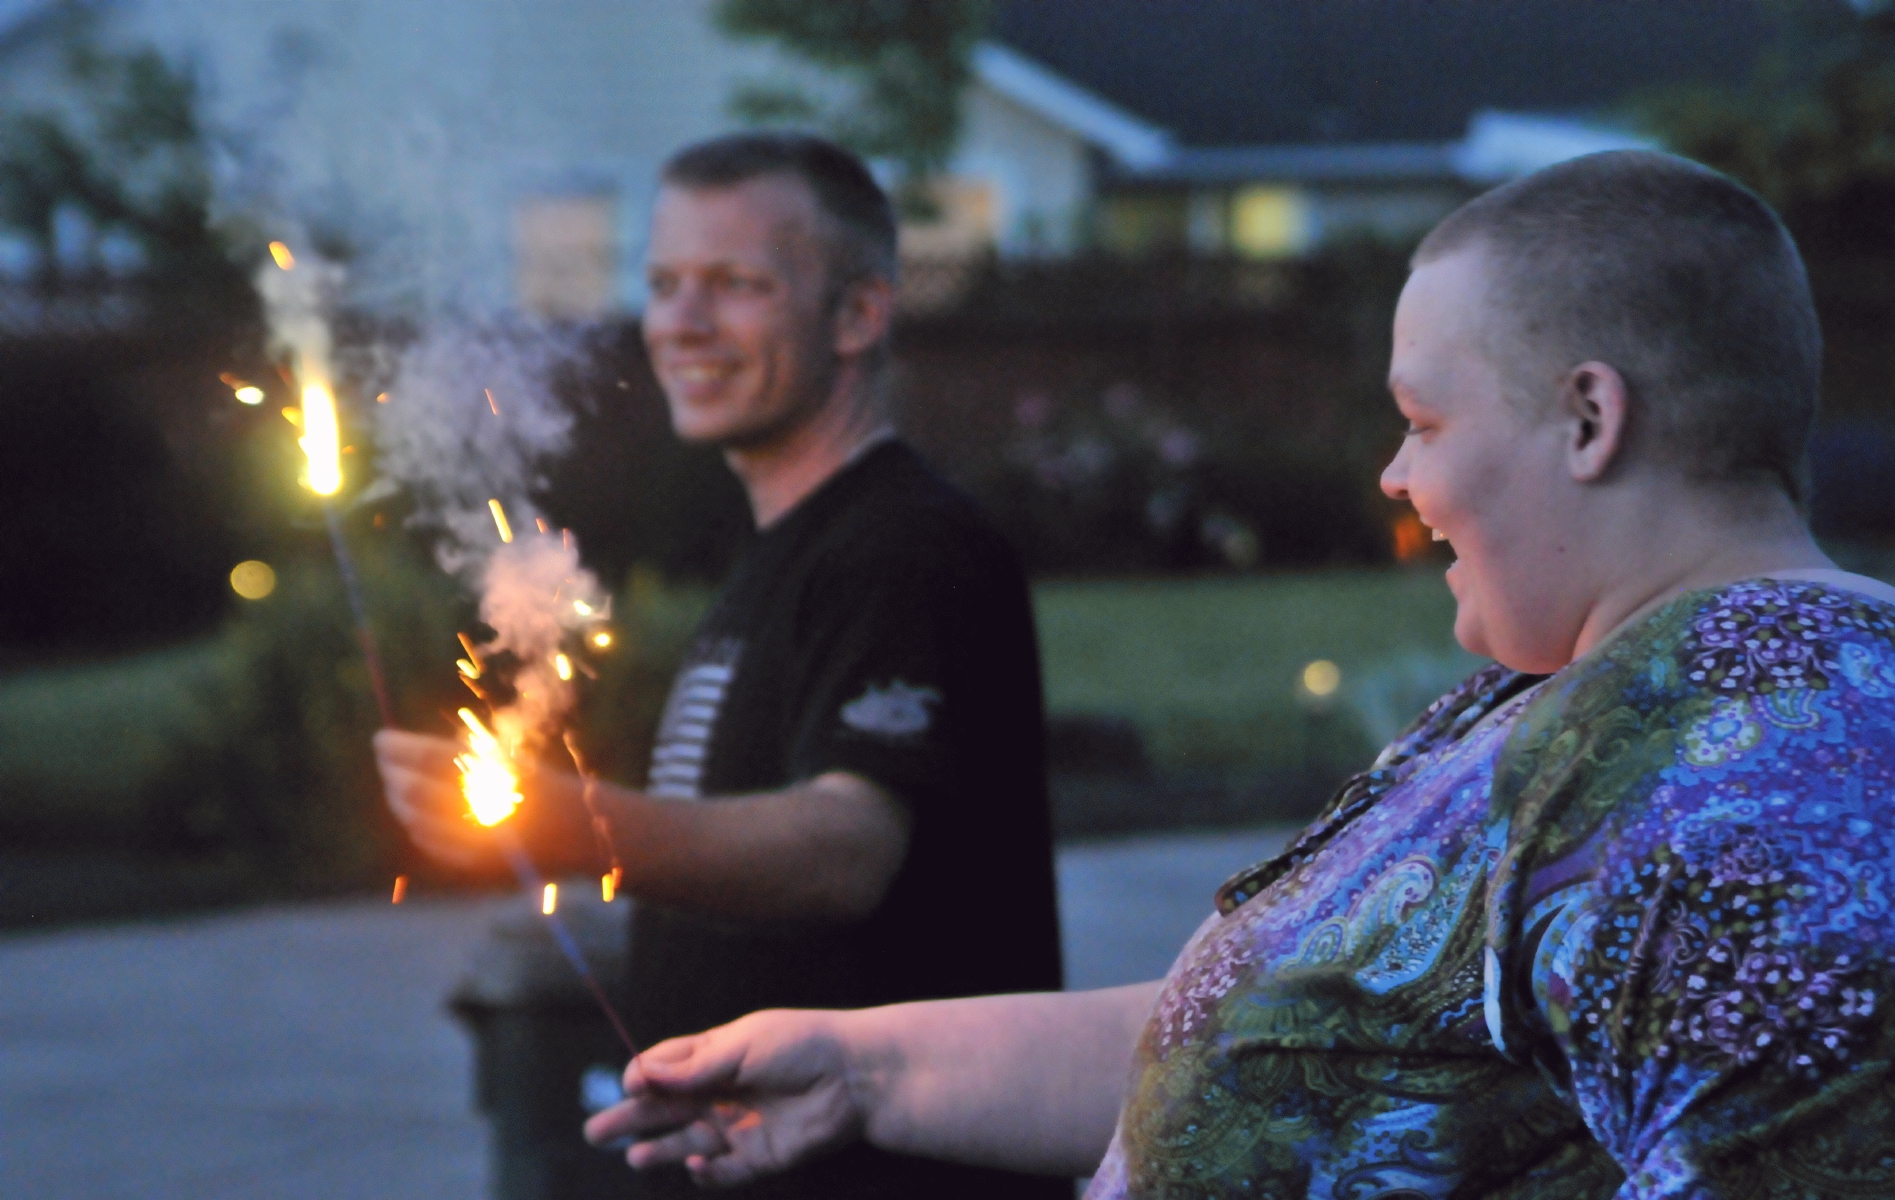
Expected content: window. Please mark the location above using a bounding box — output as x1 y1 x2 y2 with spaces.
515 195 616 319
1231 186 1311 260
898 178 998 261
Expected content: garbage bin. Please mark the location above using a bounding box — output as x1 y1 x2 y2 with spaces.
449 884 633 1200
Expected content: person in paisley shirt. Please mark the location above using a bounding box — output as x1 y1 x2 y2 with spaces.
584 150 1895 1199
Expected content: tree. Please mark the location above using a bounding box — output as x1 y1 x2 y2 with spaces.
0 11 248 314
1639 0 1895 419
712 0 991 209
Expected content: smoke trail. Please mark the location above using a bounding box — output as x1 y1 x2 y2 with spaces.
255 241 608 758
254 245 344 390
367 317 609 756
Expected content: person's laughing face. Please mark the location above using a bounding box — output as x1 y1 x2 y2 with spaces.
1380 248 1584 673
642 175 842 450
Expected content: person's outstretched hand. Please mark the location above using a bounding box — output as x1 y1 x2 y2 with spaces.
374 729 487 867
584 1009 865 1188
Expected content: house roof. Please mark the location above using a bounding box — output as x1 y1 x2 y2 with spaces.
972 42 1174 169
990 0 1784 150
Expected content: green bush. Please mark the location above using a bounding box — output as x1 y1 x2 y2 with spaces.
0 537 706 886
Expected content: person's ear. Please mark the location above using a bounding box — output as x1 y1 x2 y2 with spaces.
831 274 894 360
1561 361 1629 483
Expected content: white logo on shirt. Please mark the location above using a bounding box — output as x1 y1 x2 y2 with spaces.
840 681 941 738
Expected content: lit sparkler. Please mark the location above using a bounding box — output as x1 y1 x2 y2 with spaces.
452 707 635 1052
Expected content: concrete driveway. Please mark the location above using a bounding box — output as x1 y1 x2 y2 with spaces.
0 826 1290 1199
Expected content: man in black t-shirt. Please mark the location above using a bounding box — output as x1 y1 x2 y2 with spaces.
377 134 1065 1199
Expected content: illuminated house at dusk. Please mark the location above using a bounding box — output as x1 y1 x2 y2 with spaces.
0 0 1772 318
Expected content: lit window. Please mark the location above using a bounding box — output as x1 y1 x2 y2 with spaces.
515 195 617 319
1231 186 1311 260
898 178 998 261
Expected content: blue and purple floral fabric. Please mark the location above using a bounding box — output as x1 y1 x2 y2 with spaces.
1088 580 1895 1199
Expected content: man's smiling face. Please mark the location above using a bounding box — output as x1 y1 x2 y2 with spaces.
642 175 842 451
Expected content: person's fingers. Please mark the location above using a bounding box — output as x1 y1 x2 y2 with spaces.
373 728 460 771
622 1033 730 1095
624 1118 732 1170
583 1090 717 1144
381 765 461 824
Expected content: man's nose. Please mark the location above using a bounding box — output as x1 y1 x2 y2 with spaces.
648 282 715 339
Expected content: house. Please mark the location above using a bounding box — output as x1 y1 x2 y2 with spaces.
0 0 1780 319
988 0 1776 258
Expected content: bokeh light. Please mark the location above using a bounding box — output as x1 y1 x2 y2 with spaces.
1301 659 1341 698
229 560 277 600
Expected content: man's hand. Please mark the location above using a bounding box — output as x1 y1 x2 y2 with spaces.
374 729 488 867
584 1010 866 1188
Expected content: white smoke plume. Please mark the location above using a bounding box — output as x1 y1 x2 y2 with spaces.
255 241 608 759
367 318 609 757
254 247 344 388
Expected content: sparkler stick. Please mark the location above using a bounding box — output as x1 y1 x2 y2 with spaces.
458 705 636 1053
322 503 395 728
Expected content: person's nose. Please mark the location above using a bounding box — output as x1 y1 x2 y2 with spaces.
1379 440 1411 501
646 280 716 344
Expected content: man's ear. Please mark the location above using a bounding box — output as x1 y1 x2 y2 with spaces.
831 274 894 359
1562 361 1630 483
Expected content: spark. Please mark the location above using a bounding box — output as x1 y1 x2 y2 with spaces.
486 388 500 415
375 392 389 404
488 499 513 544
572 599 593 616
456 707 522 826
535 518 549 534
236 386 264 405
542 883 558 915
591 631 612 649
282 407 302 426
457 658 480 678
391 875 408 904
554 653 572 681
601 872 617 902
268 241 296 270
300 381 343 496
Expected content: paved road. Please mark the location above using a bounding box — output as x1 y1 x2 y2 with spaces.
1 826 1290 1199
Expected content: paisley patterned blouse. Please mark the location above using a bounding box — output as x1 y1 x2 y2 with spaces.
1087 580 1895 1199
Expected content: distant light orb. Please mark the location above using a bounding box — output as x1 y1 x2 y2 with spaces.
230 560 277 600
234 386 264 405
1301 659 1341 698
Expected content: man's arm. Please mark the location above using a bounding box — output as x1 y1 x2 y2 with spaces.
375 729 910 923
584 982 1160 1185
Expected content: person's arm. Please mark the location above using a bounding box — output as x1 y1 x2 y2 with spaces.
584 982 1160 1186
374 729 909 922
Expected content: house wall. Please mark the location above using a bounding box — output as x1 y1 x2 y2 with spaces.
947 83 1093 257
115 0 810 315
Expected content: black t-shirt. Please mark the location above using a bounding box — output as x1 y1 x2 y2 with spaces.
627 441 1067 1200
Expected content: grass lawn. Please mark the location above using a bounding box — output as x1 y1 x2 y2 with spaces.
1035 568 1479 778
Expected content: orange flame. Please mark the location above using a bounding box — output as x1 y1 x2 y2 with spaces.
455 707 521 826
1392 511 1430 563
